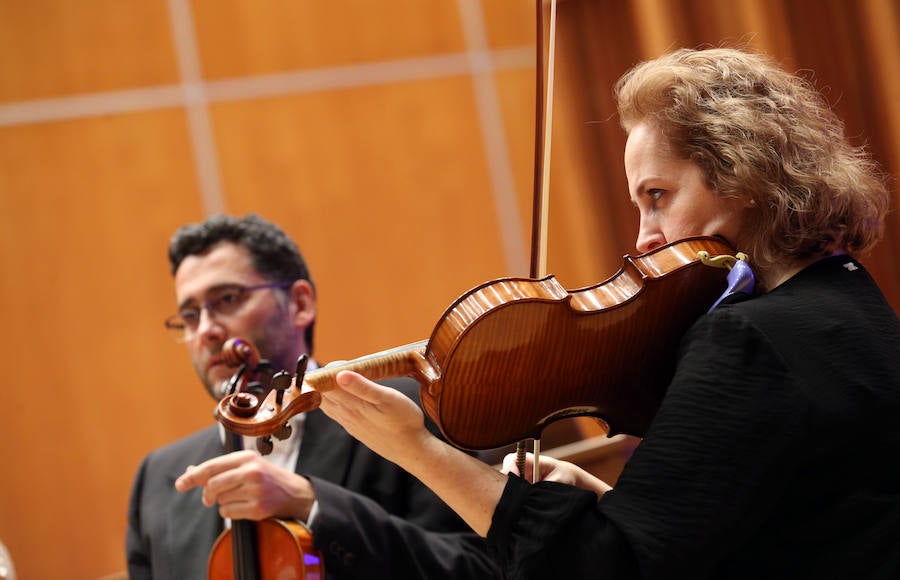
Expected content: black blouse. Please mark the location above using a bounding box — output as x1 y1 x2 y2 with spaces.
487 256 900 579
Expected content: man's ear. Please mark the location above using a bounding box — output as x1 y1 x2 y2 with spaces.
289 279 316 327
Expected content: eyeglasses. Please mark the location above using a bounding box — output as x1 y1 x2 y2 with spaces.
164 282 293 336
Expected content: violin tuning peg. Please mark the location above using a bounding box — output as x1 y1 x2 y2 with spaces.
256 436 274 455
274 423 292 441
270 371 293 406
295 354 309 382
271 371 292 391
256 359 275 388
245 380 267 399
223 365 247 397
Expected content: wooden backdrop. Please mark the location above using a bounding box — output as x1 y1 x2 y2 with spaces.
0 1 896 578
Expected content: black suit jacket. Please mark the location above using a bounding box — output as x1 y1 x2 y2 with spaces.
126 377 499 579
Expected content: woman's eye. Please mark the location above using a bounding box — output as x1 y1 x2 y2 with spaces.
647 188 664 201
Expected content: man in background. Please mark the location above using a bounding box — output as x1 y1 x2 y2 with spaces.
126 213 498 579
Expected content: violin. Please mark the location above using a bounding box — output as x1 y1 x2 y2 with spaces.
207 338 324 580
215 236 741 450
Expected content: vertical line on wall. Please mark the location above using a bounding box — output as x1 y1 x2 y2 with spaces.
457 0 529 276
859 0 900 177
167 0 226 216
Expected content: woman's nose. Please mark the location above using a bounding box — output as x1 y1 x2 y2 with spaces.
635 220 666 254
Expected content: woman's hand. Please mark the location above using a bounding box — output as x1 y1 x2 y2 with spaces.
319 370 435 467
501 452 612 498
320 370 510 536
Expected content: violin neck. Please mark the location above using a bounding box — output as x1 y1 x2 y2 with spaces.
224 431 262 580
231 519 261 580
301 340 434 393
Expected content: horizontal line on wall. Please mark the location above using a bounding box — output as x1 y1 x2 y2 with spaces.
0 47 534 128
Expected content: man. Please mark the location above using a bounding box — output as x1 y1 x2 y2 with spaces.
126 214 498 579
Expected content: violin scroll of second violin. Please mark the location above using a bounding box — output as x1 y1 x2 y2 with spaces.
217 236 745 450
220 337 260 369
216 341 438 437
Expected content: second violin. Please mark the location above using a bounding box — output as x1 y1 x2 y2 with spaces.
208 338 323 580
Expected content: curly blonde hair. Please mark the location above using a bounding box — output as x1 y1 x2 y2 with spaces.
615 47 889 276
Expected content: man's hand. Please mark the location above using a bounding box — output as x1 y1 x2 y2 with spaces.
175 450 315 521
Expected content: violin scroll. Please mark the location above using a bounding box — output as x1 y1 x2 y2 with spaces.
220 338 260 369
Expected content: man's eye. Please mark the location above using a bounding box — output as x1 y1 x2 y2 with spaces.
180 309 201 323
648 188 664 201
218 290 242 306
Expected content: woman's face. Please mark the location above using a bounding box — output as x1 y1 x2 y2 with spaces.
625 121 749 254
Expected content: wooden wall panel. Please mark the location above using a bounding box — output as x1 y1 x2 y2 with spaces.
481 0 536 48
0 110 211 578
0 1 896 578
0 0 177 101
494 67 541 269
211 76 515 360
192 0 467 77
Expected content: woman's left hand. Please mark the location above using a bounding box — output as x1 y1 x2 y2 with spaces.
320 370 435 467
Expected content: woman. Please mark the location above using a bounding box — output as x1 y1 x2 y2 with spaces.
320 48 900 578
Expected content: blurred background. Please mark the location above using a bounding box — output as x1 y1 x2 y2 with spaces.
0 1 897 578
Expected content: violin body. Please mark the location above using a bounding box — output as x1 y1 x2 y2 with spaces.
421 236 733 448
208 519 323 580
217 236 737 451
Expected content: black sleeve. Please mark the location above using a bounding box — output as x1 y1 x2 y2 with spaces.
311 476 500 579
306 377 501 579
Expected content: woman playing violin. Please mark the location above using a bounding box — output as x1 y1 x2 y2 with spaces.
318 47 900 579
